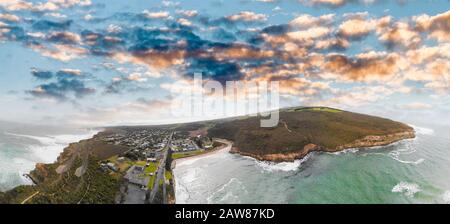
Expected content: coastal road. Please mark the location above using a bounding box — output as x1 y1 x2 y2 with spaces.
148 132 173 203
21 191 40 204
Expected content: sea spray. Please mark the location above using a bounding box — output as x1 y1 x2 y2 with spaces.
392 182 421 197
251 153 312 172
443 191 450 204
0 129 99 191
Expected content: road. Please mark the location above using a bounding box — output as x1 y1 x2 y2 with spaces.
21 191 40 204
148 132 173 203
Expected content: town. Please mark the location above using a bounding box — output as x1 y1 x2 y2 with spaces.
96 126 217 204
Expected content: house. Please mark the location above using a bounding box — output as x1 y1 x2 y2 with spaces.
107 163 118 172
124 165 149 188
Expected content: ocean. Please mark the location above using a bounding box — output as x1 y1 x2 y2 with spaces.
173 124 450 204
0 127 98 191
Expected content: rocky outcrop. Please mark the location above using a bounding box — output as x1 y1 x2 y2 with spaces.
230 130 416 162
332 130 416 152
231 143 320 162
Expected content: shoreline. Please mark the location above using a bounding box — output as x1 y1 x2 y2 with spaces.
172 139 232 167
0 129 101 191
229 130 416 163
171 139 232 204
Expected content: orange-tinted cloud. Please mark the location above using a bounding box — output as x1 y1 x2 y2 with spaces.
414 10 450 42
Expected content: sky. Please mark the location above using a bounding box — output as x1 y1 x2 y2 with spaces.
0 0 449 127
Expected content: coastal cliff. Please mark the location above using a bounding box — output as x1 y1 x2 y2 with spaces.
0 132 129 204
230 130 415 162
208 107 416 162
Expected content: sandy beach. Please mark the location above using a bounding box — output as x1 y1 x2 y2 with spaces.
173 139 232 166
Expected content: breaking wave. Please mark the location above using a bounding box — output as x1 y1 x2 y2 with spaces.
5 130 98 163
392 182 421 197
252 153 312 172
387 140 425 165
206 178 247 204
410 125 434 136
0 130 98 190
330 148 359 155
443 191 450 204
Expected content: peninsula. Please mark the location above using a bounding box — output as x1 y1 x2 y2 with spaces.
207 107 415 162
0 107 415 204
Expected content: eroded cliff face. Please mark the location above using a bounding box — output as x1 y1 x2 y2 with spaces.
29 141 82 184
333 130 416 152
230 143 320 162
230 130 416 162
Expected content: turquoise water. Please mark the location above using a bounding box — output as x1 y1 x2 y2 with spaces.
173 125 450 204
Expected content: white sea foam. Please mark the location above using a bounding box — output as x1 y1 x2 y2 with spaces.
5 130 98 164
252 153 312 172
330 148 359 155
392 182 421 197
206 178 246 204
0 129 99 190
443 191 450 204
409 125 434 136
387 140 425 165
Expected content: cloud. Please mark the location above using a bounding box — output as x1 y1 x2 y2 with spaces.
0 13 20 22
141 10 170 19
321 51 404 82
310 0 346 6
289 14 334 28
28 67 94 101
32 19 72 31
400 102 432 110
126 73 148 82
338 17 376 40
306 0 378 7
378 21 421 49
28 43 88 61
28 78 95 101
177 18 193 27
226 11 268 22
184 57 243 83
414 10 450 42
31 68 53 80
70 97 172 126
176 10 198 17
56 68 83 79
0 0 91 12
46 31 81 44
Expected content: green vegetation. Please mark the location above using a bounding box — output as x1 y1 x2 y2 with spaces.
138 161 158 189
171 150 205 160
207 107 413 155
145 162 159 174
135 160 147 166
1 158 122 204
148 176 156 189
165 170 173 182
288 107 342 113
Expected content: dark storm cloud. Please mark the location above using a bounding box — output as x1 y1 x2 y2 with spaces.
185 57 243 83
212 28 237 42
28 68 95 101
261 24 289 35
28 78 95 100
31 68 53 80
0 25 27 41
32 20 72 31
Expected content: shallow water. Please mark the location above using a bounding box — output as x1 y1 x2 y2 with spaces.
174 125 450 204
